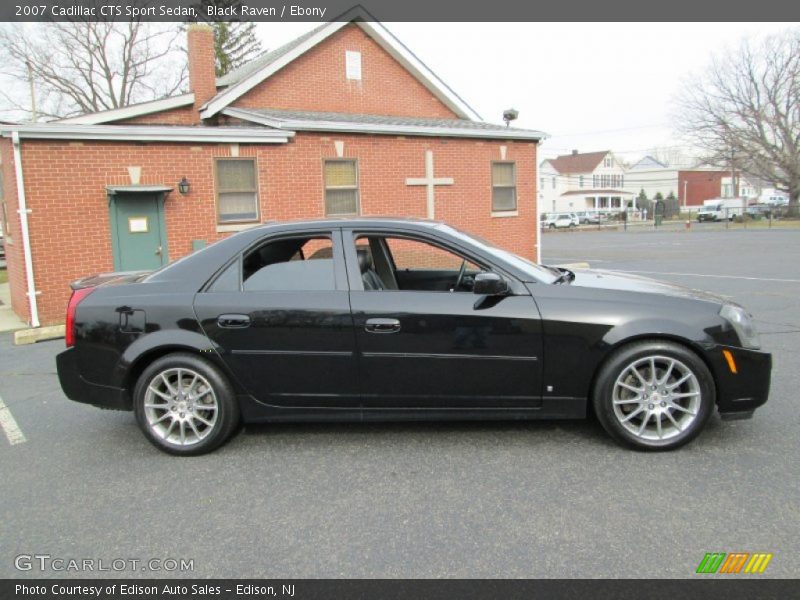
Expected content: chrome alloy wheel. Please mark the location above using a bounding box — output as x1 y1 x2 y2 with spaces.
612 355 701 442
143 368 218 447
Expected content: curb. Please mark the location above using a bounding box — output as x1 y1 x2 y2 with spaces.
554 262 590 269
13 325 65 346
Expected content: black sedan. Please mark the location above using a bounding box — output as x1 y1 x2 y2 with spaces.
56 218 771 455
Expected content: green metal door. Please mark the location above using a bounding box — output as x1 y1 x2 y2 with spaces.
110 194 168 271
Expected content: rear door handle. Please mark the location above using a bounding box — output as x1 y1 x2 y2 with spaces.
365 318 401 334
217 314 251 329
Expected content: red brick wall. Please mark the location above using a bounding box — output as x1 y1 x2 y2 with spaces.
1 138 31 324
188 24 217 117
232 24 459 119
13 134 536 325
679 171 725 206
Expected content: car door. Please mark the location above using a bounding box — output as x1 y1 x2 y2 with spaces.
193 229 359 408
343 228 543 409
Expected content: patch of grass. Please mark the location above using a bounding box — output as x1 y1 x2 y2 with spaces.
0 269 7 285
727 219 800 229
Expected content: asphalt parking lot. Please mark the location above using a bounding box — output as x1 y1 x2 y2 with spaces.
1 227 798 579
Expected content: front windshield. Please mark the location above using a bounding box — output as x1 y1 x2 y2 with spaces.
435 224 558 283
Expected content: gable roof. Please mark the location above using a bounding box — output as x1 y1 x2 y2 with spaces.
201 6 481 121
629 155 668 170
216 24 328 88
546 151 610 174
223 107 544 140
58 93 195 125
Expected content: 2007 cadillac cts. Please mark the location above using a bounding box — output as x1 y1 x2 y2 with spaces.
56 218 771 455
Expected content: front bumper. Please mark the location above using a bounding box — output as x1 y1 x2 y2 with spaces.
56 348 130 411
706 345 772 415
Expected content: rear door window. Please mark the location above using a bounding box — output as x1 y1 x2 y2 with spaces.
243 236 336 292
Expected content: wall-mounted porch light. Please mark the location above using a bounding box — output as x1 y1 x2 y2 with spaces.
178 176 190 195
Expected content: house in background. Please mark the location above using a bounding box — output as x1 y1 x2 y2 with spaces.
0 9 544 327
624 155 759 210
624 155 676 200
539 150 633 215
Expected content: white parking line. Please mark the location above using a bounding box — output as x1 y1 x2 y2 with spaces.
612 270 800 284
0 395 27 445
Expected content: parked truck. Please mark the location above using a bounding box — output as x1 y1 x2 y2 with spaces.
697 198 747 222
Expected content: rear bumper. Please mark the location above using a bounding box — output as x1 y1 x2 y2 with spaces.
56 348 130 411
707 345 772 414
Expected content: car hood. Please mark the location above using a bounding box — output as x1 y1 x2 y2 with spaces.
567 268 727 304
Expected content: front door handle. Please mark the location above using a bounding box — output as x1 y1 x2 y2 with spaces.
365 318 401 334
217 314 251 329
155 245 163 256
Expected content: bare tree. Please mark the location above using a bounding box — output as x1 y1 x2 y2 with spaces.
676 28 800 216
647 146 695 169
0 20 187 120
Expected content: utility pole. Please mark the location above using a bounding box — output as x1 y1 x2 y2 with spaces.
26 60 37 122
683 180 688 209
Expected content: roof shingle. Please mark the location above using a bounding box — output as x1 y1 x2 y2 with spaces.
546 151 610 174
225 107 545 140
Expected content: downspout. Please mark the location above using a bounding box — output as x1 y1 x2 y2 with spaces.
11 132 40 327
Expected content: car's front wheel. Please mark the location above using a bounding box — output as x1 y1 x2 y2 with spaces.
592 340 715 450
133 353 240 456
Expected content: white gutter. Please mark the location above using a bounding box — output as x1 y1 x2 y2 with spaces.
1 124 294 144
57 93 195 125
11 132 40 328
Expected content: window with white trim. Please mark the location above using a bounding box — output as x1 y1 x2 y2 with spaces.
492 162 517 212
324 159 360 215
216 158 259 223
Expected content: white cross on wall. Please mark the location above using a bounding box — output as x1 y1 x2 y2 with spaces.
405 149 454 219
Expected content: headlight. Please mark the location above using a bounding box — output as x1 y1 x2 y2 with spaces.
720 304 761 350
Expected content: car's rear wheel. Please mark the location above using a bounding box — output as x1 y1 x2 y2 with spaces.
592 340 715 450
549 223 556 229
133 353 239 456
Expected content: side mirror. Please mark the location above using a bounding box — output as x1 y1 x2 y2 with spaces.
473 272 508 296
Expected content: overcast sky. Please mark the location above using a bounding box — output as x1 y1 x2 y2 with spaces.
2 21 793 167
259 21 794 165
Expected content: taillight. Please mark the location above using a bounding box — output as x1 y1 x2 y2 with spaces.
65 287 95 348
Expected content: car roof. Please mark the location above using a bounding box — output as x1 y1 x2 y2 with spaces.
255 216 444 231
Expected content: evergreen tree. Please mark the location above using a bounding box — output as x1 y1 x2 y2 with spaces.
190 1 264 77
212 21 263 77
654 192 665 201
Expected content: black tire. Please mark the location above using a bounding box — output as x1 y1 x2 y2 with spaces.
592 340 715 451
133 352 240 456
549 223 556 229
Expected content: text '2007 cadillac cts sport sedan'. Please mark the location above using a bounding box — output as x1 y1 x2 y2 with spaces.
56 218 771 455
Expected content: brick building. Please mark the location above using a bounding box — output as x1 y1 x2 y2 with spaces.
0 12 543 327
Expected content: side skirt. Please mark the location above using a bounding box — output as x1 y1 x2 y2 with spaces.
238 395 586 423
